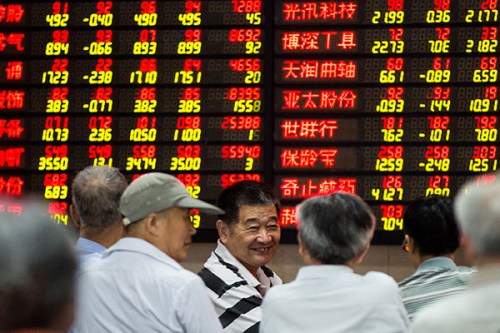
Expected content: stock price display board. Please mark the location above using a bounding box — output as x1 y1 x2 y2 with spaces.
0 0 498 243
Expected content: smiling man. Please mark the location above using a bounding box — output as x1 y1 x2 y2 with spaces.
199 180 282 333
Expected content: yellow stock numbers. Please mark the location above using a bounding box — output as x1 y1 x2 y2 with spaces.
45 42 69 55
424 158 450 171
371 188 403 201
134 99 157 113
430 100 450 112
375 158 404 171
170 157 201 171
42 71 69 84
245 157 254 171
42 128 69 142
125 157 157 170
178 100 201 113
469 158 498 172
422 69 450 83
245 13 262 25
51 214 69 225
233 100 261 112
134 13 158 26
190 213 201 227
248 129 259 140
428 40 450 53
186 186 201 200
429 129 450 142
89 128 112 142
475 128 498 141
87 14 113 26
178 13 201 26
129 128 157 142
130 71 157 84
92 157 113 166
133 42 157 55
174 71 202 84
469 99 498 112
245 41 262 54
379 70 404 83
473 69 498 82
376 99 404 112
466 39 498 53
244 71 261 84
425 187 450 196
87 99 113 112
87 71 113 84
372 41 404 54
372 11 404 24
177 41 201 54
87 42 113 55
38 157 69 171
173 128 201 141
465 9 499 22
46 99 69 113
382 217 403 230
381 129 403 142
426 10 451 23
44 185 68 199
46 14 69 27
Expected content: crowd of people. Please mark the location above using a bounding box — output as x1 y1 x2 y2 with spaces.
1 166 500 333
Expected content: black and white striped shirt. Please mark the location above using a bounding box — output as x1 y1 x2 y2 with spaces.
199 240 282 333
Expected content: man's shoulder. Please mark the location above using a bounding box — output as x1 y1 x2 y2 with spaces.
411 293 468 332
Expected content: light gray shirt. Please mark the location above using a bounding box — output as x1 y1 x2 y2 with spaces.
75 237 223 333
411 265 500 333
260 265 410 333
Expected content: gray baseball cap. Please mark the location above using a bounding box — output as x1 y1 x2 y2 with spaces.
119 172 224 226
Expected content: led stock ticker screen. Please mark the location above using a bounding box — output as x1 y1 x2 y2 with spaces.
0 0 498 243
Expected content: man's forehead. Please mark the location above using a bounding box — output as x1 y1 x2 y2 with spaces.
238 204 278 221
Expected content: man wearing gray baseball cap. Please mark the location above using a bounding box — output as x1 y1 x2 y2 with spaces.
74 172 224 333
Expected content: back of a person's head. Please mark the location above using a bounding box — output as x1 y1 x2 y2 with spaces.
217 180 280 226
403 195 459 256
454 174 500 257
0 201 77 332
297 192 374 265
71 165 127 228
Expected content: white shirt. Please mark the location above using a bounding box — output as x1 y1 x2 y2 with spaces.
75 237 106 269
260 265 410 333
411 265 500 333
75 237 223 333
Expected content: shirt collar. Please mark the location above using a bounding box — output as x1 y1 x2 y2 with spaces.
416 256 457 273
105 237 183 270
76 237 106 255
296 264 353 280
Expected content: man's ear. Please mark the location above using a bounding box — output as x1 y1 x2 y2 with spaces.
297 232 306 257
353 241 371 265
407 235 417 255
143 213 160 237
216 219 229 243
69 204 81 229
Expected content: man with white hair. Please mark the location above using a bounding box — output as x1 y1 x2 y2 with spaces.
260 192 409 333
411 173 500 332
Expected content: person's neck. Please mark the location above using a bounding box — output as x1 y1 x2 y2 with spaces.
80 224 123 248
417 253 454 266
